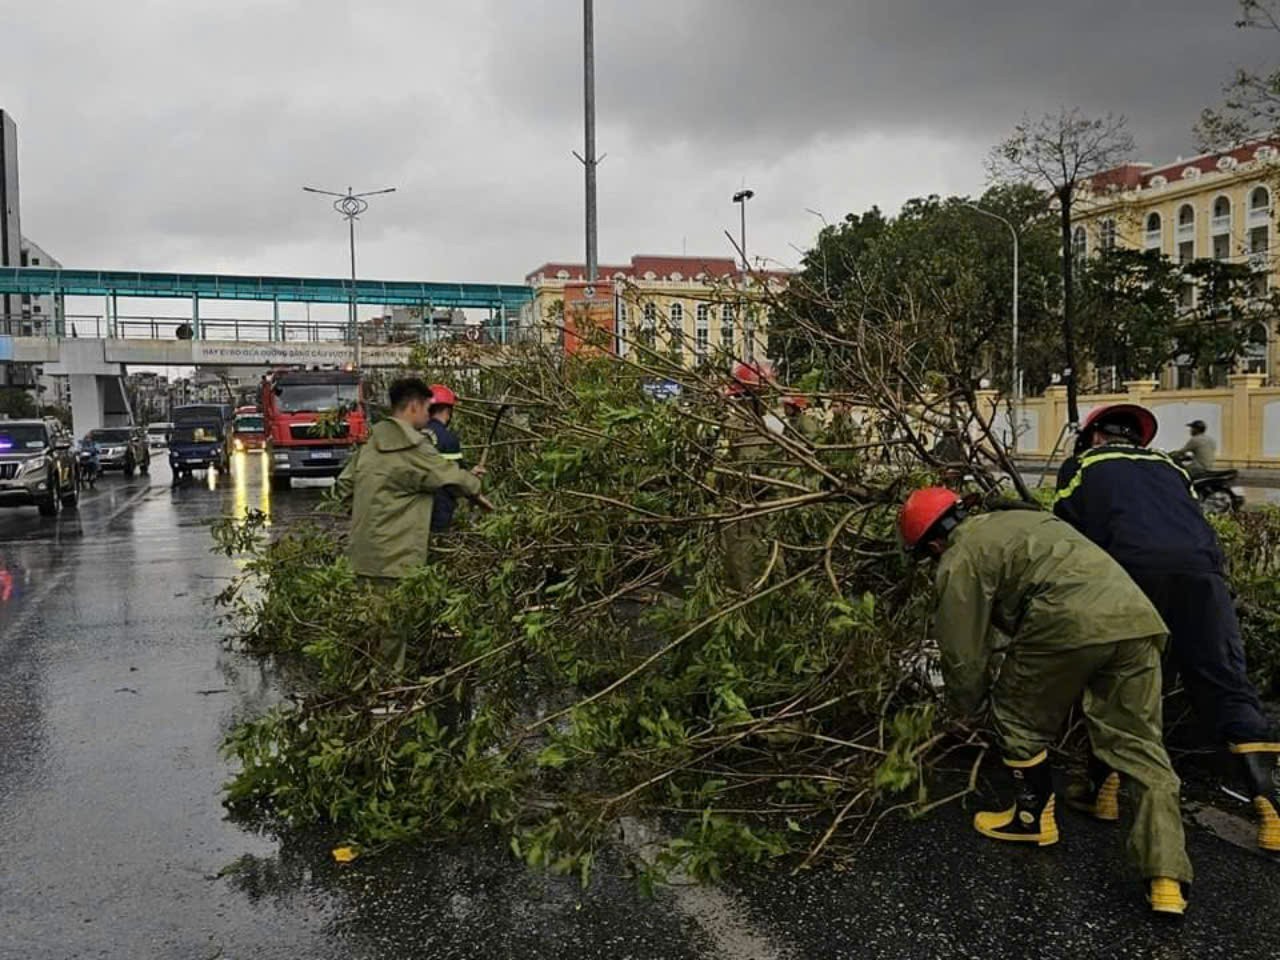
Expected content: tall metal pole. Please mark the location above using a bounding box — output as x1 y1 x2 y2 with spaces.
963 202 1020 451
732 189 754 273
583 0 598 282
303 184 395 367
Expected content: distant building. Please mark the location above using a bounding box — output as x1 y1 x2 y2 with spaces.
1074 141 1280 387
19 236 61 334
525 254 788 367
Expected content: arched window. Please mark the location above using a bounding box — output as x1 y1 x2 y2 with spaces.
1252 186 1272 212
1213 196 1231 219
1244 322 1269 376
695 303 710 356
1100 219 1117 251
1144 212 1162 250
641 301 657 349
1072 225 1087 263
1178 203 1195 228
720 303 735 350
668 302 684 358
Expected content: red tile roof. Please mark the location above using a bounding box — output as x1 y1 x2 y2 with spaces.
1089 140 1280 193
526 254 788 285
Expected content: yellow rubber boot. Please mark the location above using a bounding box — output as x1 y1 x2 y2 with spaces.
1067 758 1121 822
1148 877 1187 916
1229 743 1280 853
973 751 1060 847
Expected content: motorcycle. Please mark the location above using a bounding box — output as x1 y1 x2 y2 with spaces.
77 441 100 490
1191 468 1245 516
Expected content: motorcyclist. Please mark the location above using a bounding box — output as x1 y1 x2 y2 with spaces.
77 435 100 487
1171 419 1216 477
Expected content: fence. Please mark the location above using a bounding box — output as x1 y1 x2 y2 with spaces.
978 374 1280 468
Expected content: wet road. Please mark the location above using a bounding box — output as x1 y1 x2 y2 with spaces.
1 455 1279 959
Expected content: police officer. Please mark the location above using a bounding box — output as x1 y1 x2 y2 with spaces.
900 488 1192 914
1055 404 1279 854
423 383 465 534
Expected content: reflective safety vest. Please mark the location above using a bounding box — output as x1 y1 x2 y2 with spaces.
1054 443 1223 575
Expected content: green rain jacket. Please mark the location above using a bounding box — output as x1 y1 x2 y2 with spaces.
335 417 482 578
933 510 1167 715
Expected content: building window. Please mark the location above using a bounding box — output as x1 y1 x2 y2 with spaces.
695 303 710 357
1072 225 1087 265
1212 195 1232 231
669 302 684 358
721 307 735 351
1244 322 1269 376
641 301 657 349
616 304 629 358
1178 239 1195 264
31 257 39 266
1213 233 1231 261
1177 202 1195 232
1100 219 1117 251
1144 212 1162 250
1174 354 1195 389
1251 224 1270 295
1252 185 1272 213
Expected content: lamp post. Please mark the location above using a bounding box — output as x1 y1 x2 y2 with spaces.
963 202 1020 451
303 185 396 364
732 189 755 273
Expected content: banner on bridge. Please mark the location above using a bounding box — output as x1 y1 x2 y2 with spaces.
192 342 412 368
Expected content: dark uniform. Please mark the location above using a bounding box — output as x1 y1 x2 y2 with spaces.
424 419 464 533
1055 442 1273 746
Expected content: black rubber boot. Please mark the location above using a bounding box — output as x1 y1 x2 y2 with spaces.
973 751 1059 846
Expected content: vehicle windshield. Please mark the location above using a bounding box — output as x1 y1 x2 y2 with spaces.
234 415 264 432
173 425 222 444
274 382 360 413
0 424 49 451
88 429 132 444
146 426 170 436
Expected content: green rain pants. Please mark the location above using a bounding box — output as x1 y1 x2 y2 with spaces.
991 635 1193 884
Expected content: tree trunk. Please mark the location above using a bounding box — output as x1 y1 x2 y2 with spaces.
1058 187 1081 425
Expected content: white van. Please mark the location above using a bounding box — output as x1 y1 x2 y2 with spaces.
146 422 174 449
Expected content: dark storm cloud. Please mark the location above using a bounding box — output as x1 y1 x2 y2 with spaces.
495 0 1279 161
2 0 1277 283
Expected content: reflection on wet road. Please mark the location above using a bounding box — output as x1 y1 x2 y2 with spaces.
2 455 1279 959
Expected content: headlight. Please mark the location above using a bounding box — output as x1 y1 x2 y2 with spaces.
19 456 47 475
234 439 244 451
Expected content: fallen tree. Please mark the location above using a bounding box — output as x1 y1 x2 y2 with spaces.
212 274 1280 885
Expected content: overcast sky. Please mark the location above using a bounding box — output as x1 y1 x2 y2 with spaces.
3 0 1277 290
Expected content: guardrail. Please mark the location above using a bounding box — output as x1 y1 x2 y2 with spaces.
0 314 540 346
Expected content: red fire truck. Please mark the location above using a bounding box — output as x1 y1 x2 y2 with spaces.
261 368 368 490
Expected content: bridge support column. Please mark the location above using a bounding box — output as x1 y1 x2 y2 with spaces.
192 294 201 339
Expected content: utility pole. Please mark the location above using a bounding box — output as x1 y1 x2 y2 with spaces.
963 202 1021 450
577 0 599 281
303 185 396 366
732 189 754 272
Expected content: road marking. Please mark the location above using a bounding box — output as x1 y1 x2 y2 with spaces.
619 818 792 960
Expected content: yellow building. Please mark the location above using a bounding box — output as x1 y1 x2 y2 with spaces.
524 254 787 367
1073 141 1280 387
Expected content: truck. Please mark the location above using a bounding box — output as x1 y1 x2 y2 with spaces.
168 404 232 482
232 405 265 453
261 368 368 490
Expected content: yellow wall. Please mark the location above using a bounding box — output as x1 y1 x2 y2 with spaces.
978 375 1280 467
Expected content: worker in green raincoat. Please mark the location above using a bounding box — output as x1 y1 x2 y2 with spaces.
782 395 821 442
718 361 786 594
335 377 485 670
899 488 1193 916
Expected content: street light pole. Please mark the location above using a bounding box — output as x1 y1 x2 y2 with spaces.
963 202 1020 451
732 189 754 273
303 185 396 366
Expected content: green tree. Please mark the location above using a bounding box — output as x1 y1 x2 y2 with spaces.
0 387 37 419
1077 248 1280 386
989 109 1136 423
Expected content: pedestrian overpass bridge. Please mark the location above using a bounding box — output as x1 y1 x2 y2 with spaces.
0 266 535 432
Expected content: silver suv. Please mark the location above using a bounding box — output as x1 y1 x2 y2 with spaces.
0 418 80 517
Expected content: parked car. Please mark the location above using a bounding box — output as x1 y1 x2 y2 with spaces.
86 426 151 477
0 417 80 516
146 422 173 450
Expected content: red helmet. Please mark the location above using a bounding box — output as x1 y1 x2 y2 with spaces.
730 360 776 393
428 383 458 407
899 487 961 550
783 395 809 411
1080 403 1156 447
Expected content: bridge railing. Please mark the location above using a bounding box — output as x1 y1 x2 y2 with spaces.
0 314 540 347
